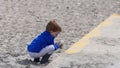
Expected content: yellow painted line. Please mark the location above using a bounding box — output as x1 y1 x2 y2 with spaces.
65 14 120 54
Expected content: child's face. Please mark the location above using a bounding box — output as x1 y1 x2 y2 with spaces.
50 31 60 37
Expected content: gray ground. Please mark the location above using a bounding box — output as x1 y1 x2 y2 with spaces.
0 0 120 68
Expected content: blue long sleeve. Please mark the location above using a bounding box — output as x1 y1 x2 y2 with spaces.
27 31 55 53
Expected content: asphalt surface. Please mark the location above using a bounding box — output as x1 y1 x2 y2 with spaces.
45 14 120 68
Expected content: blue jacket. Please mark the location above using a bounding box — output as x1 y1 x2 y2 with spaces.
27 31 55 53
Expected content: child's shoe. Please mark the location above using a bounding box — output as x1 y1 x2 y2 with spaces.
40 54 51 64
34 58 40 62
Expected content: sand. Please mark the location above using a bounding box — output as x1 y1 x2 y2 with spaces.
0 0 120 68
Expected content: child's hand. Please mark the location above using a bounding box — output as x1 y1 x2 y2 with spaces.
54 42 63 50
54 40 64 50
57 42 63 49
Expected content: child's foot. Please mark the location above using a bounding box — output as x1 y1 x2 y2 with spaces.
40 54 51 64
40 60 49 64
34 58 40 62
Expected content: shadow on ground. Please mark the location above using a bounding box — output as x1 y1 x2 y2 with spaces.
17 59 41 66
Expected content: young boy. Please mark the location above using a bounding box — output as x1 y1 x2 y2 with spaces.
27 20 63 64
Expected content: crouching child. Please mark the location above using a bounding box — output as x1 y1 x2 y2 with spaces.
27 20 63 64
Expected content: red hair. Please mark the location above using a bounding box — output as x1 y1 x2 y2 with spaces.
46 20 62 32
